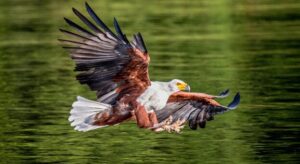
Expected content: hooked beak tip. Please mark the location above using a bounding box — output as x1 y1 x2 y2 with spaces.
185 85 191 92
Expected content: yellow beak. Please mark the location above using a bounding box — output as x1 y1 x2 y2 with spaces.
177 83 190 91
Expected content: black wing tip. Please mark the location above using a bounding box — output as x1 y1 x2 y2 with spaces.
85 2 96 16
59 28 72 34
189 121 197 130
227 92 240 109
72 7 81 15
64 17 73 24
219 89 230 97
85 2 97 19
113 17 129 44
113 17 122 34
84 2 119 39
134 32 148 53
113 17 121 32
63 17 73 26
85 1 91 8
73 7 87 18
199 121 206 128
220 89 230 95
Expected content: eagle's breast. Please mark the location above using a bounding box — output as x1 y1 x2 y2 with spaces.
136 82 171 113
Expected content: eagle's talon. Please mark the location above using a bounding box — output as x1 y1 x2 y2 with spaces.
168 119 185 133
165 116 173 125
150 116 172 130
153 127 164 132
154 118 185 133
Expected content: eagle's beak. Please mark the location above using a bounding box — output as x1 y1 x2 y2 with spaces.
185 85 191 92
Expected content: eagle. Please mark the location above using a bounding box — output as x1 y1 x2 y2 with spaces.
59 3 240 133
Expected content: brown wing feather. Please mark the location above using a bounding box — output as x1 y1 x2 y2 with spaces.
155 91 240 130
167 91 221 106
59 4 151 104
115 48 150 92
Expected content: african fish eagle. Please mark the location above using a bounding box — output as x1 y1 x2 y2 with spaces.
59 2 240 133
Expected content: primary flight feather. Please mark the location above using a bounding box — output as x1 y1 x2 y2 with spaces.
60 2 240 133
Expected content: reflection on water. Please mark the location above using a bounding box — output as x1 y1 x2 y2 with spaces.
0 0 299 163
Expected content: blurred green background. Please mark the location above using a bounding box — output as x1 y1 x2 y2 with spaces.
0 0 299 163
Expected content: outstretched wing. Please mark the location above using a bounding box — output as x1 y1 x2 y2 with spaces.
59 3 150 103
155 90 240 130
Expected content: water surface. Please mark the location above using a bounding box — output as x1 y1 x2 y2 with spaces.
0 0 299 163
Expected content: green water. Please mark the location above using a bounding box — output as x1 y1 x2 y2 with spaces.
0 0 299 163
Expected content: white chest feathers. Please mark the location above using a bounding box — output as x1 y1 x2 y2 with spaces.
136 82 174 113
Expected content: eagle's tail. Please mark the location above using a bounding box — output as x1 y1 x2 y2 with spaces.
68 96 112 132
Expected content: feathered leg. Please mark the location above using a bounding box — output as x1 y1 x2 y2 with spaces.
135 105 152 128
148 112 158 125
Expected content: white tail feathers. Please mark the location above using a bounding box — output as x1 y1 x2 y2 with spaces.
69 96 112 132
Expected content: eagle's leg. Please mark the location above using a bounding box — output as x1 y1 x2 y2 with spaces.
134 105 172 131
134 104 179 132
148 112 158 126
148 112 170 132
135 105 152 128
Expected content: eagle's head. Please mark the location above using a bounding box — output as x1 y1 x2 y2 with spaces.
168 79 190 92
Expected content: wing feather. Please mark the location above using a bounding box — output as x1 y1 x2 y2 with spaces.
62 46 114 54
72 8 103 34
114 17 130 44
85 2 118 39
64 18 96 37
59 29 96 42
59 41 104 51
60 3 151 103
156 92 240 130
